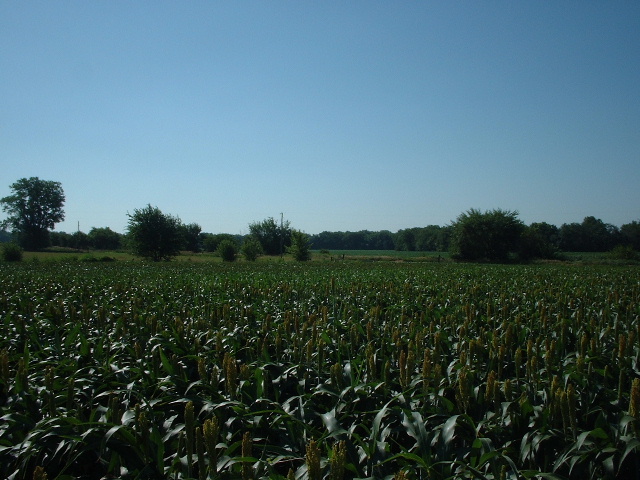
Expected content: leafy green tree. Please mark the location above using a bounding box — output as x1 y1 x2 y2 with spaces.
288 229 312 261
249 217 291 255
0 177 65 250
181 223 202 252
518 222 560 260
126 205 183 261
621 220 640 251
241 236 263 261
559 216 619 252
202 233 238 252
449 208 524 262
217 239 238 262
71 231 90 250
88 227 122 250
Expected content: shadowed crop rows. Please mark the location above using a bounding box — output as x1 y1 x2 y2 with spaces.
1 262 639 479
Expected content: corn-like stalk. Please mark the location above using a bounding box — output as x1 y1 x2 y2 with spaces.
203 417 220 477
329 440 346 480
366 344 376 380
196 426 205 480
135 405 150 461
198 357 207 383
305 439 321 480
330 363 343 390
629 378 640 419
224 353 237 398
422 348 432 393
44 366 55 416
567 383 577 439
1 349 10 394
242 431 253 480
514 347 523 382
457 367 472 414
503 378 513 402
486 370 499 410
399 350 408 389
185 401 195 478
16 356 28 393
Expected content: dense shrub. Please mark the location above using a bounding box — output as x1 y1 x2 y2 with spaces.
2 242 23 261
217 239 237 262
241 236 262 261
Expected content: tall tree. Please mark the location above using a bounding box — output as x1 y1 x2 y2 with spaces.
248 217 291 255
126 205 183 261
0 177 65 250
288 229 312 261
449 208 524 262
88 227 122 250
181 223 202 252
621 220 640 251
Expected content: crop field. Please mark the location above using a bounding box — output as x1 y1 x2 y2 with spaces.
1 261 639 480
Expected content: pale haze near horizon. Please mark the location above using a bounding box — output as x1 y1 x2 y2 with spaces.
1 2 638 235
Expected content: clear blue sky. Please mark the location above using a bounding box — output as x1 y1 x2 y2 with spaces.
1 2 638 235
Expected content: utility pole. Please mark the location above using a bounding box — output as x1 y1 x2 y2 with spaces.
280 212 284 259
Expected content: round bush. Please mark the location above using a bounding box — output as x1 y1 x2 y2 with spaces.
2 243 23 262
217 239 238 262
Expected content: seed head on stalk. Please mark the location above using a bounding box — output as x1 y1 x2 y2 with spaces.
399 349 408 389
305 439 321 480
366 344 376 380
422 348 432 392
330 363 343 390
16 356 28 393
44 366 55 416
242 431 253 480
1 349 10 391
223 353 237 397
32 466 48 480
329 440 346 480
629 378 640 419
198 357 207 383
203 417 220 476
486 370 499 410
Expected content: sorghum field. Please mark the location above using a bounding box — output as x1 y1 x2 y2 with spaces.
1 261 639 480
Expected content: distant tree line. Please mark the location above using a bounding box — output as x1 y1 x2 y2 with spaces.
1 177 639 262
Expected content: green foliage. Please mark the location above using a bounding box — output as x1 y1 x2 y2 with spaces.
519 222 560 260
249 217 291 255
88 226 122 250
450 208 525 262
288 229 312 261
126 204 183 261
217 239 238 261
559 216 621 252
2 242 23 261
0 262 638 479
181 223 202 252
202 233 237 253
395 225 451 252
241 236 262 261
620 220 640 251
609 244 639 261
0 177 65 250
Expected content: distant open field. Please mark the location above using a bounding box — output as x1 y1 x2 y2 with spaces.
1 260 638 479
15 248 635 265
16 248 449 263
